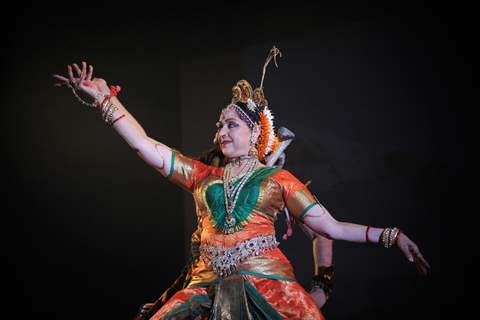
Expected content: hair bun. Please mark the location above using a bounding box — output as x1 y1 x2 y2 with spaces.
232 80 253 103
253 88 268 108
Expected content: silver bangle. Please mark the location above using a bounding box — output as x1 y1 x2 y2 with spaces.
105 105 119 125
101 102 114 120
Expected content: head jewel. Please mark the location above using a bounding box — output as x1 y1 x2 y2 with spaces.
221 46 282 161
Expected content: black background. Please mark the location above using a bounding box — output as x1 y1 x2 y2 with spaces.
3 3 472 319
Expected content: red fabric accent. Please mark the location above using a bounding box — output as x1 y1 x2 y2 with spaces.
97 85 121 111
245 274 325 320
109 85 121 97
150 287 209 320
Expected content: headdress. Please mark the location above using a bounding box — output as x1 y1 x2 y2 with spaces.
218 46 283 161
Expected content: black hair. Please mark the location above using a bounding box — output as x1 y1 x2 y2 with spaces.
235 101 261 125
196 145 226 167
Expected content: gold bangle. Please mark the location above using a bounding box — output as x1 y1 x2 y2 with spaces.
389 227 401 247
380 228 388 248
380 227 400 248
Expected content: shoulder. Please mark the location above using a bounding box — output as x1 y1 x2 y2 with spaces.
270 168 301 184
270 168 309 198
172 150 223 176
191 160 224 187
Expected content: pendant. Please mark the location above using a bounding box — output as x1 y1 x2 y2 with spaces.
225 213 236 227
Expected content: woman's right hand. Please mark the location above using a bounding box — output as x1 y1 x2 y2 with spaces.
53 61 110 104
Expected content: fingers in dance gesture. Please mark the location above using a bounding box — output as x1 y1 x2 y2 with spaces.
396 232 431 275
53 61 111 106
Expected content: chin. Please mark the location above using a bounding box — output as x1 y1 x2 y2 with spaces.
221 147 245 159
221 150 235 158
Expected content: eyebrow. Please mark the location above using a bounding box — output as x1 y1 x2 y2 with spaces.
217 118 239 125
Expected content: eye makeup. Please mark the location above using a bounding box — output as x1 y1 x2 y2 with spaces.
216 119 239 129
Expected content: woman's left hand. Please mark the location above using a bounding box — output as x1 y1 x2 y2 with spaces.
396 232 431 275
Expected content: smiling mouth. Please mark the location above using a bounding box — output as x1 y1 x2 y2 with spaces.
221 141 232 146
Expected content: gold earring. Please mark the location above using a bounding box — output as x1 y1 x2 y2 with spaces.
248 145 259 157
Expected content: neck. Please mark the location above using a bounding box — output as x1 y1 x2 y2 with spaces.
224 156 259 182
226 155 256 167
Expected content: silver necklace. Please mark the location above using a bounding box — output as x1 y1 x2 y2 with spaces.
223 157 258 228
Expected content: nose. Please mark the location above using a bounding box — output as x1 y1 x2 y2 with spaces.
218 124 229 137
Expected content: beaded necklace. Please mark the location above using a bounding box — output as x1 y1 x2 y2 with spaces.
223 156 258 228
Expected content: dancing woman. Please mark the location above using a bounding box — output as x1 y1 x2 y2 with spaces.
53 48 429 320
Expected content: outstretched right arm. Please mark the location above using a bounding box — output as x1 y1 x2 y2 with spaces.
53 61 173 177
107 95 173 177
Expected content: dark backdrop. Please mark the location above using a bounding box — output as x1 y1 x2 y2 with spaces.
3 3 471 320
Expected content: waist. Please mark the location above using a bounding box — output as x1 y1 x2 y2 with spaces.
189 247 296 288
200 234 279 277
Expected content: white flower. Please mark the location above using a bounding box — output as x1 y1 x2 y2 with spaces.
246 98 257 112
263 107 275 154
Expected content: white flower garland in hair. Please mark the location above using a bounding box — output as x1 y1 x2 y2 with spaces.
263 106 275 154
246 98 257 112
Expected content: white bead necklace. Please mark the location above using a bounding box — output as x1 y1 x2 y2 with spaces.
223 157 258 228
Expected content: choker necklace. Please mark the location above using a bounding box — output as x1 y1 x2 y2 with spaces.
226 155 256 167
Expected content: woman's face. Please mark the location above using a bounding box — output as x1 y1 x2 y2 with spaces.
216 107 254 158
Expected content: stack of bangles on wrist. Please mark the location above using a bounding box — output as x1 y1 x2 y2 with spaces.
98 85 125 126
311 265 334 298
379 227 401 248
365 226 401 248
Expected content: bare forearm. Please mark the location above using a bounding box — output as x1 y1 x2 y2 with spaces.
312 236 333 267
310 234 334 307
299 222 333 266
103 96 148 149
303 205 383 243
302 205 431 275
97 96 171 174
333 221 383 243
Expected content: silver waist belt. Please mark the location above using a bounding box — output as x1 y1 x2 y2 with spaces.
200 234 279 277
